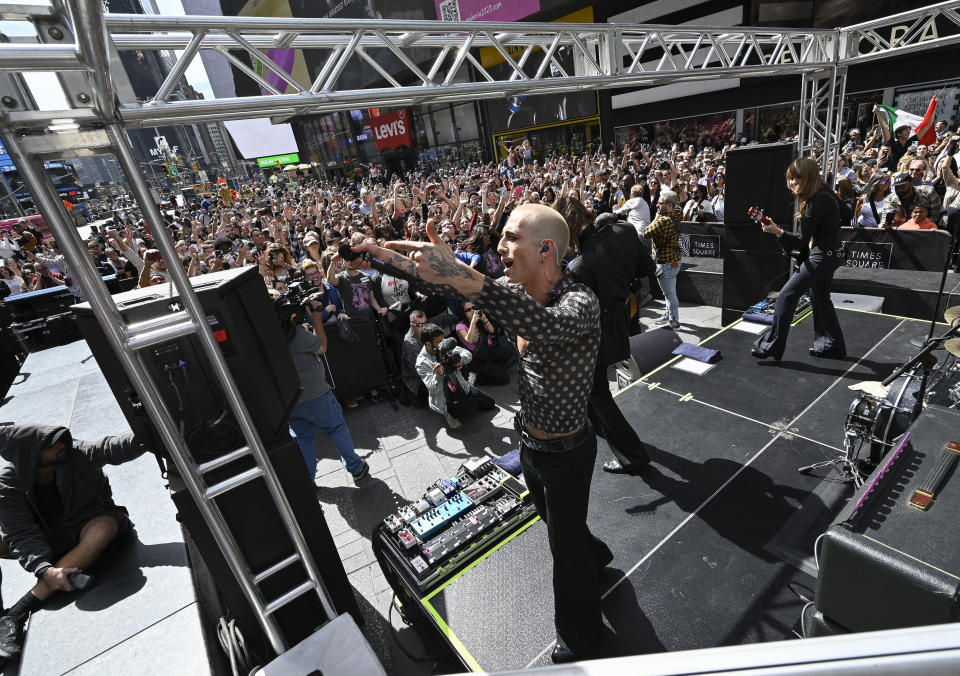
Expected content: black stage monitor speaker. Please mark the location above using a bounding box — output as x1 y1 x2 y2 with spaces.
322 316 388 398
172 437 360 653
616 328 683 386
72 267 300 463
725 142 796 225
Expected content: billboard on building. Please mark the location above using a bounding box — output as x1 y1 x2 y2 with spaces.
481 7 598 133
183 0 431 157
434 0 538 22
186 0 432 96
368 109 413 152
175 0 296 159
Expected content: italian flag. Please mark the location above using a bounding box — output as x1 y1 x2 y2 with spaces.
876 98 938 145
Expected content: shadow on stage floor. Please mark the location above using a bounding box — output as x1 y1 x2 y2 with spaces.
425 309 950 672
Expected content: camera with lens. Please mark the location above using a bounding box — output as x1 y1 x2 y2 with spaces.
273 279 328 336
434 337 462 372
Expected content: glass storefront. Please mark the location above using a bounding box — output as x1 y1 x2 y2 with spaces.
414 103 486 168
894 80 960 129
614 112 737 150
613 89 895 154
494 117 602 163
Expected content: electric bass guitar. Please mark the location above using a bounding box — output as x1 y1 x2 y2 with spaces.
747 206 807 262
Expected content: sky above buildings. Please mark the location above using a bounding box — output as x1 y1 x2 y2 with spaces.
0 0 215 111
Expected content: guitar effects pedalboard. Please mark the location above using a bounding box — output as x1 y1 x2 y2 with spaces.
374 455 537 595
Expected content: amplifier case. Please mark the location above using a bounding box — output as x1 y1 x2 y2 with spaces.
815 405 960 632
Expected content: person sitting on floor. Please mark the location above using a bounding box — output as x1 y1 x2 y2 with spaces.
0 425 148 662
897 204 938 230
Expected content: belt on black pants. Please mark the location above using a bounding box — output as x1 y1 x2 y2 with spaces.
811 246 845 257
514 414 592 453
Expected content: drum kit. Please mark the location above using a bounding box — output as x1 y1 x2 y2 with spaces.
801 306 960 487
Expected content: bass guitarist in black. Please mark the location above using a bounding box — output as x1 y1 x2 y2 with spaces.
752 156 846 361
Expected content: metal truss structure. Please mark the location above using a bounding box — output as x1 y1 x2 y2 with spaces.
0 11 841 129
1 0 960 658
798 67 848 176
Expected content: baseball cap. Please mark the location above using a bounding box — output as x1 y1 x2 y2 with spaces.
893 172 912 187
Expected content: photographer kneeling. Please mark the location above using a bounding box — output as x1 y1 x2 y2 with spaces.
275 292 369 483
416 324 495 429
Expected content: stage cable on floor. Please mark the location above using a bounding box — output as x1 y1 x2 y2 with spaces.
799 601 816 639
388 593 436 664
813 532 826 571
217 617 262 676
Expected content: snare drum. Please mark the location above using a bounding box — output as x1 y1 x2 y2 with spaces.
845 395 881 437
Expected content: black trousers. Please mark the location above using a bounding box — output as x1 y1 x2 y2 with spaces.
520 431 609 653
447 387 495 418
588 361 649 466
754 252 845 359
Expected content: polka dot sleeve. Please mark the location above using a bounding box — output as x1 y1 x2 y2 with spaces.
477 275 600 344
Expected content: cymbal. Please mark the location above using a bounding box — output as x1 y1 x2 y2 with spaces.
945 306 960 324
945 338 960 358
849 381 890 398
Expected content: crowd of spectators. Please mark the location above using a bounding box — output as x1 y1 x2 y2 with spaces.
3 106 960 414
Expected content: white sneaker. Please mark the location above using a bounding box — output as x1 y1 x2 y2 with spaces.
444 412 462 429
654 314 670 325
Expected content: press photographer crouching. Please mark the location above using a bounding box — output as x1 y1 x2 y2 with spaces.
0 425 148 662
415 325 495 429
274 287 369 483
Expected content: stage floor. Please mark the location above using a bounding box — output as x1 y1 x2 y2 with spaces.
420 308 953 671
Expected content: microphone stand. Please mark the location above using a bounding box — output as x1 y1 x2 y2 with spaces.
910 228 955 348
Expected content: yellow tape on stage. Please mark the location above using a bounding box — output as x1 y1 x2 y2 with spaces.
419 516 541 672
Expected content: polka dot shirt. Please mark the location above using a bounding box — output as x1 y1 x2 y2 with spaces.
479 274 600 435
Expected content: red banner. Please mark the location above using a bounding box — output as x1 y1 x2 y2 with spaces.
368 108 412 152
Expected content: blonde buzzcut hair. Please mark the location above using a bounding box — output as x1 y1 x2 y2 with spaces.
514 203 570 267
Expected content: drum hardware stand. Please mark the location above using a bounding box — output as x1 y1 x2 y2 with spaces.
798 431 867 487
910 230 955 349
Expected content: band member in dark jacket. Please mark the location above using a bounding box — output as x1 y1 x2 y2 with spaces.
559 198 653 474
0 425 146 661
752 157 846 360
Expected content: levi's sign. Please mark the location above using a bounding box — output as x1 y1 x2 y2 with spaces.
368 109 412 152
257 153 300 167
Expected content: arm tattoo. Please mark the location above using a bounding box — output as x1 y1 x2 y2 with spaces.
424 249 474 281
